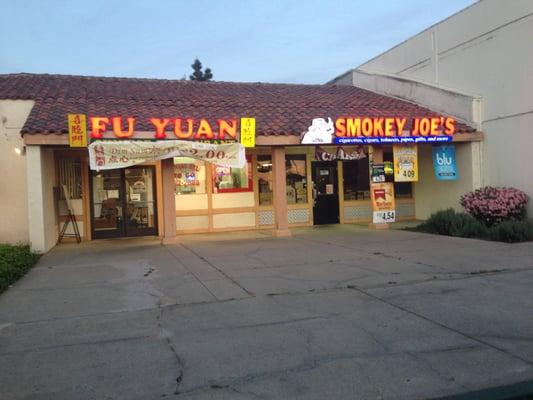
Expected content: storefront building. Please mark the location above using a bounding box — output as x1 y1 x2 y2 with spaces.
0 74 480 252
329 1 533 218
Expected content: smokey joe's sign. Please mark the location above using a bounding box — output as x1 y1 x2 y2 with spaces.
301 116 456 145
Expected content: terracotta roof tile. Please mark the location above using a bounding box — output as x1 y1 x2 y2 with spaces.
0 73 475 135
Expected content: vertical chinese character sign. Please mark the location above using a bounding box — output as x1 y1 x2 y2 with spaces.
240 117 256 148
67 114 87 147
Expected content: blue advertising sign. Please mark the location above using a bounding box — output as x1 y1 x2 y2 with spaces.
432 145 458 181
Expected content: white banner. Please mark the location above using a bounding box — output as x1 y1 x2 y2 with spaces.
88 140 246 170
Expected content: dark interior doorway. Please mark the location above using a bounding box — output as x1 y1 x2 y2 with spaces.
312 161 340 225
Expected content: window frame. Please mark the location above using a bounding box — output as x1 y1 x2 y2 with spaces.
173 157 207 195
212 155 253 194
285 154 309 205
342 158 370 202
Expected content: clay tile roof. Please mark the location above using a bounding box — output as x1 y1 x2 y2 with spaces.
0 73 475 135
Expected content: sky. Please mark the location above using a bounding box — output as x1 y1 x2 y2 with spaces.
0 0 476 84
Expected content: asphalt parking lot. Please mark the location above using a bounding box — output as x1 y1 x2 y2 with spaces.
1 225 532 399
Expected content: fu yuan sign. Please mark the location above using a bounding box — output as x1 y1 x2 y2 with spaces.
301 117 456 145
88 116 254 142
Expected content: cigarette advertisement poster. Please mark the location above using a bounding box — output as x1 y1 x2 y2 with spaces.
371 182 396 223
393 144 418 182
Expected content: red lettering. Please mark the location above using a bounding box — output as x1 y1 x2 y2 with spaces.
150 118 171 139
444 117 456 135
195 119 214 139
174 118 194 139
430 117 440 136
335 118 347 137
395 117 407 135
361 118 373 137
218 119 237 139
90 117 109 139
112 117 135 138
373 118 384 136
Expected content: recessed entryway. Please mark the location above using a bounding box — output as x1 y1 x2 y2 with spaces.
90 166 158 239
311 161 340 225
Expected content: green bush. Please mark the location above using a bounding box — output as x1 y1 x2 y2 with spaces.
412 209 533 243
487 220 533 243
416 209 488 238
0 244 39 293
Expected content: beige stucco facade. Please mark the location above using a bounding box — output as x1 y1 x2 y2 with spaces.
26 146 58 253
414 141 482 219
330 0 533 216
0 100 33 244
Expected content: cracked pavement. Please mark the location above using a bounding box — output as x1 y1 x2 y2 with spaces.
1 225 532 399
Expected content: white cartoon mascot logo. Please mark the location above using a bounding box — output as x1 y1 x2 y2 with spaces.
301 117 334 144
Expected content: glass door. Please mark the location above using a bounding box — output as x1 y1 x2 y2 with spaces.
91 169 125 239
124 167 157 237
90 166 158 239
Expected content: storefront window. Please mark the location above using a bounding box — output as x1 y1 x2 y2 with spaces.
384 150 413 198
257 155 273 205
394 182 413 198
174 157 206 195
286 155 308 204
213 157 252 193
343 159 370 200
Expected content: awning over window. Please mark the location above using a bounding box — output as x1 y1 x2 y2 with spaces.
88 140 246 170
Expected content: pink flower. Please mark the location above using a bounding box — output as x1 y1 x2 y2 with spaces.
460 186 529 226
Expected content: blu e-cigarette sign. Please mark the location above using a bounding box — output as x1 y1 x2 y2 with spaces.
432 145 458 181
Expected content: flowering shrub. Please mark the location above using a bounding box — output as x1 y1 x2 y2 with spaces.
460 186 529 226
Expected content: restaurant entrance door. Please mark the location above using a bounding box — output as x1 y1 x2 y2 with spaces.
90 166 158 239
312 161 340 225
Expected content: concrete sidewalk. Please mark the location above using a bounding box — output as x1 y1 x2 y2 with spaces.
1 225 532 399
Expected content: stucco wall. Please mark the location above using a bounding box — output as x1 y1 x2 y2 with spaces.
0 100 34 244
42 148 58 250
415 143 479 219
349 0 533 215
26 145 58 253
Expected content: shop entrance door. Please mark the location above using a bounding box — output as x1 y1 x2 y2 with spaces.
90 166 158 239
312 161 340 225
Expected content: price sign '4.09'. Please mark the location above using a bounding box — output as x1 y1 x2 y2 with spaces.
393 144 418 182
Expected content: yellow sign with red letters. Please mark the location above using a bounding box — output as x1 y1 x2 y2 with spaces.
240 117 256 148
67 114 87 147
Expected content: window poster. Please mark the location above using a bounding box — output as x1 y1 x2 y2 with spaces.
371 182 396 223
432 145 459 181
371 164 385 183
393 144 418 182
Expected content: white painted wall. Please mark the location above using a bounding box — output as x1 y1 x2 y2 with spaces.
0 100 34 244
331 0 533 215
